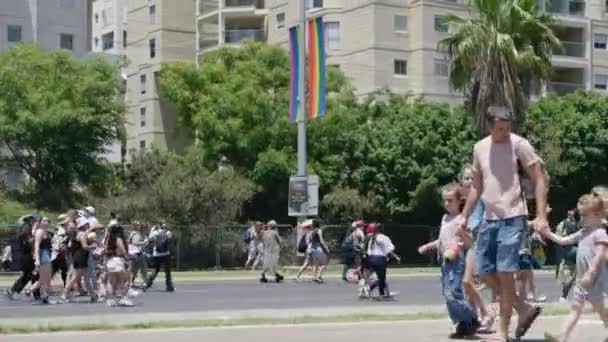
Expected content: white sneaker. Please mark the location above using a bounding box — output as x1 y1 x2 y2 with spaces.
118 298 134 307
106 299 117 307
127 288 140 298
559 297 568 304
536 295 547 303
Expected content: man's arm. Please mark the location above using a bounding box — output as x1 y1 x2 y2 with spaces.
527 161 549 232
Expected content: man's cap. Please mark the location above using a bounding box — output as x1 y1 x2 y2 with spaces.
19 214 37 223
487 106 512 121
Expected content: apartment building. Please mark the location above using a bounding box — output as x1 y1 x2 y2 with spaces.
125 0 196 159
261 0 608 101
92 0 128 55
0 0 91 54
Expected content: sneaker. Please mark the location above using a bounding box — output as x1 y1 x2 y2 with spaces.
464 318 481 337
449 322 466 339
165 287 175 292
5 289 15 300
477 316 495 334
536 295 547 303
127 288 141 298
275 274 284 283
24 289 31 297
41 297 49 305
90 295 98 303
312 277 322 284
260 276 269 283
106 299 117 307
118 298 134 307
559 297 568 304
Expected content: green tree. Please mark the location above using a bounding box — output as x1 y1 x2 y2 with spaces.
0 45 124 208
439 0 561 136
524 91 608 213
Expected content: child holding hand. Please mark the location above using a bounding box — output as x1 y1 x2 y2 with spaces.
541 193 608 342
419 183 479 339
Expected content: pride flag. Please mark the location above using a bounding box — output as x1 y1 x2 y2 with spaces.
307 16 326 120
288 26 300 124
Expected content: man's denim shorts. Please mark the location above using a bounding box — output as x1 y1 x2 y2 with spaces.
475 216 525 274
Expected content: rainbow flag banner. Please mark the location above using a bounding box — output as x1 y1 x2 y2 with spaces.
307 16 326 120
288 26 300 124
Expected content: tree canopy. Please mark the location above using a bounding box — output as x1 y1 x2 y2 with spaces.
0 44 124 207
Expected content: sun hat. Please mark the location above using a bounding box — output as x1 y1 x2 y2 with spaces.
76 217 89 229
57 214 70 225
84 206 96 216
267 220 278 227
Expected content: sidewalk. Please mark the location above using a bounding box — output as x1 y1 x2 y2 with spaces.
5 316 606 342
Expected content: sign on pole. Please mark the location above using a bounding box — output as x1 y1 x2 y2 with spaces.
288 175 319 217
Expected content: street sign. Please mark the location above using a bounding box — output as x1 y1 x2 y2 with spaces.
288 175 319 217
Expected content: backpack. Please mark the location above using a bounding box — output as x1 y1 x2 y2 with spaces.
341 234 354 254
297 234 308 253
243 229 252 244
155 230 170 254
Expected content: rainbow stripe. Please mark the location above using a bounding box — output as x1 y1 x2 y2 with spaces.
307 17 326 120
288 26 300 124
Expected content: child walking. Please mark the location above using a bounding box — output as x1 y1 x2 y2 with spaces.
418 183 480 339
542 192 608 342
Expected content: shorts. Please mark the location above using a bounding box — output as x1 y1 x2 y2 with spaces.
39 250 52 265
106 257 126 273
476 216 525 274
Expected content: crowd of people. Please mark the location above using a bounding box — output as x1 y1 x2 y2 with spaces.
4 207 175 307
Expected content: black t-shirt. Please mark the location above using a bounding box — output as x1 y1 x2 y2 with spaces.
18 232 33 257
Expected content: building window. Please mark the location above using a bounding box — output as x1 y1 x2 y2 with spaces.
394 59 407 76
394 15 408 32
95 13 99 24
140 140 146 149
140 107 146 127
149 38 156 58
140 74 147 94
594 74 608 90
7 25 22 42
149 4 156 25
94 37 99 47
102 31 114 50
60 33 74 50
123 30 127 48
434 59 449 77
306 0 323 9
276 13 285 29
594 34 607 49
325 21 340 50
434 15 449 33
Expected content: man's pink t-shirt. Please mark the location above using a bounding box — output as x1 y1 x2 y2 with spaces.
473 133 541 220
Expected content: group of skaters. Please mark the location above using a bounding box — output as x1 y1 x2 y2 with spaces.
418 107 608 342
4 207 176 307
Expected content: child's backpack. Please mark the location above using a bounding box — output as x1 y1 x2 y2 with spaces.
155 230 170 254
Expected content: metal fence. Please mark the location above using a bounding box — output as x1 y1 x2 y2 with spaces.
0 222 561 272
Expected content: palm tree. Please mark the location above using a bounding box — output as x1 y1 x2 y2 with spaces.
439 0 561 137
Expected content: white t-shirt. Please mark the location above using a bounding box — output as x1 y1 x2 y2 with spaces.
367 234 395 257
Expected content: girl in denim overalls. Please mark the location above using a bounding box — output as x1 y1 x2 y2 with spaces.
418 183 480 338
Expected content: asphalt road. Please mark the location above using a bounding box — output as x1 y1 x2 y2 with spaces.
0 273 562 319
5 318 607 342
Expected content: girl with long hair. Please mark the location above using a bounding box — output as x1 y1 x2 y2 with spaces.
105 222 133 307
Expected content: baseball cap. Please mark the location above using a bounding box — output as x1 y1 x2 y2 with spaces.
84 206 96 216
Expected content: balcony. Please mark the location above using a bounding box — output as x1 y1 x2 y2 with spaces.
198 0 265 18
546 0 586 17
552 41 585 57
549 81 584 95
225 29 265 44
199 33 219 50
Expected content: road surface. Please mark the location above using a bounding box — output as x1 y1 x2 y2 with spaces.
0 273 561 319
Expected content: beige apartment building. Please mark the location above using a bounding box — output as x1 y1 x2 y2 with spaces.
125 0 196 159
261 0 608 101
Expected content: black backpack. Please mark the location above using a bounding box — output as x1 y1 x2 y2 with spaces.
155 230 170 254
297 234 308 253
243 230 252 244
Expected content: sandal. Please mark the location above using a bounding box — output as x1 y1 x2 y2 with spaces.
515 306 542 339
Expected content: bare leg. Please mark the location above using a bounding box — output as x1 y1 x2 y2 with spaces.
516 270 528 302
295 257 310 280
555 301 585 342
591 301 608 327
463 250 490 320
498 272 535 340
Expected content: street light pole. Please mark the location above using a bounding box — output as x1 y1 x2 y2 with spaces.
297 0 307 178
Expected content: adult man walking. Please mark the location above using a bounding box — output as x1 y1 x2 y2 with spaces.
460 107 548 341
146 223 174 292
